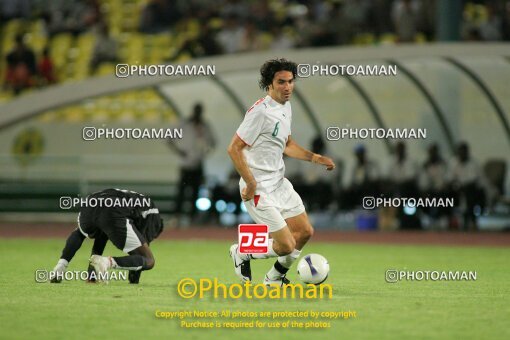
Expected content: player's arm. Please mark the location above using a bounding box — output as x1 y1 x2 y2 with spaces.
227 134 257 201
167 138 186 157
166 122 186 157
284 136 336 170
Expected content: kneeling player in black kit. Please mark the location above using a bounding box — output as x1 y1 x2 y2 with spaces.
50 188 164 284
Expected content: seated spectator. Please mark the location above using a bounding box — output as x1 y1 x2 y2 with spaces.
419 143 452 227
387 141 420 229
170 23 223 61
4 34 36 95
46 0 100 36
479 4 502 41
90 23 118 72
299 136 334 211
387 141 419 197
285 136 334 212
269 25 298 50
139 0 180 33
240 20 264 52
211 169 243 224
216 14 245 54
447 142 486 230
340 144 380 209
38 47 57 85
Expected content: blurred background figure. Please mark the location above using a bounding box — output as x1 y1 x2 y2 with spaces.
448 142 486 231
387 141 419 197
387 141 420 229
216 14 245 54
167 103 216 226
340 144 380 210
0 0 31 21
392 0 420 42
139 0 179 34
170 23 223 61
37 46 56 85
419 143 451 229
240 20 263 52
292 136 335 212
4 34 36 95
90 23 118 72
211 168 243 225
44 0 101 36
479 3 502 41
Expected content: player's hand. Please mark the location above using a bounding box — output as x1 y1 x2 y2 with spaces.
241 182 256 201
318 156 336 171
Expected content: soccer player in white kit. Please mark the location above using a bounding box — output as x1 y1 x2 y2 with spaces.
228 58 336 286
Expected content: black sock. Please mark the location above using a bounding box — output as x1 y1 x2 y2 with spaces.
61 229 86 262
91 233 108 255
274 260 289 275
112 255 148 271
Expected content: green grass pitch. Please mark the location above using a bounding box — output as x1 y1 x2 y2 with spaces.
1 238 509 339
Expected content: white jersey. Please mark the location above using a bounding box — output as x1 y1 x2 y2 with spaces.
236 95 292 193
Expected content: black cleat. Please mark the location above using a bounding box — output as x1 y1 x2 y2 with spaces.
128 270 141 284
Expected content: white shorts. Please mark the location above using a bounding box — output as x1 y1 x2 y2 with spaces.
240 178 306 233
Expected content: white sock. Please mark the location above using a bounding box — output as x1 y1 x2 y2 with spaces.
247 239 278 260
278 248 301 268
266 248 301 280
56 259 69 269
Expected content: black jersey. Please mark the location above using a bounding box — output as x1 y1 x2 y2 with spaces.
79 188 163 244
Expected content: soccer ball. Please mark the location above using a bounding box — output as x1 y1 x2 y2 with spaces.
297 253 329 284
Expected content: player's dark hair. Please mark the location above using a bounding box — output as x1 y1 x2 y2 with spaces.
259 58 297 91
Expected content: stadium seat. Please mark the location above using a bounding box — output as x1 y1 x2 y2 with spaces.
50 33 74 80
378 33 397 45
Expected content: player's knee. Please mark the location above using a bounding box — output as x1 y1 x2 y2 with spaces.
278 238 296 255
301 226 314 242
145 257 155 270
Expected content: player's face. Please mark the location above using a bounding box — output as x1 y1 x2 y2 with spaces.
269 71 294 104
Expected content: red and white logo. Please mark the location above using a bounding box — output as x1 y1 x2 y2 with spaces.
238 224 268 254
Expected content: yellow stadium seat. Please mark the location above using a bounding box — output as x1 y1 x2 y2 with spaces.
161 109 177 122
258 32 274 49
50 33 74 74
25 34 48 55
29 20 46 35
379 33 397 45
4 19 22 34
415 33 427 44
0 91 13 104
38 110 57 123
353 33 375 45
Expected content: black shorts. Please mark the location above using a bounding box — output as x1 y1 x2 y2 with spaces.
77 208 146 253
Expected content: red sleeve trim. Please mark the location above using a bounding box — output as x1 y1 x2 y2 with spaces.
236 132 252 147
